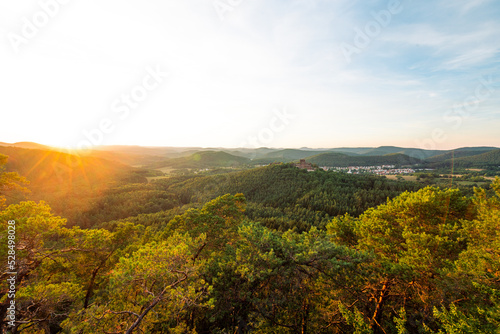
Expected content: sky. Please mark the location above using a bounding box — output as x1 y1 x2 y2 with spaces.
0 0 499 150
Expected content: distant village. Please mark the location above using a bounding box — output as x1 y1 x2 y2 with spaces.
329 165 416 175
294 159 415 175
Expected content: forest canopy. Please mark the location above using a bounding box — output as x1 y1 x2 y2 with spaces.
1 154 500 333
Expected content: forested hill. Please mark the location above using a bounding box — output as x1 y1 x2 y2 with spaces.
345 146 445 158
150 150 251 169
426 149 500 168
0 146 146 192
0 146 148 218
306 152 420 167
424 147 500 162
79 164 424 231
261 149 336 160
0 141 52 150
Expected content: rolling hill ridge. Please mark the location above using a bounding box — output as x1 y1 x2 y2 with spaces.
307 152 420 167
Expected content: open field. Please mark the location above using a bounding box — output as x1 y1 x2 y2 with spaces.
156 167 176 173
385 175 418 181
145 167 176 182
384 174 493 188
146 176 170 182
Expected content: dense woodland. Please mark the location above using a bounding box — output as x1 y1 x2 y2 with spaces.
77 164 424 232
1 147 500 333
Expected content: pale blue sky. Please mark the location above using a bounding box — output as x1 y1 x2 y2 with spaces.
1 0 499 149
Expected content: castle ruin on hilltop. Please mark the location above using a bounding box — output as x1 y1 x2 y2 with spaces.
295 159 316 171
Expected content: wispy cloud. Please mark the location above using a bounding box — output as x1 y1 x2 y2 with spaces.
1 0 499 148
440 0 493 15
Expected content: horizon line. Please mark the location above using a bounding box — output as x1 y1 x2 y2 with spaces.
1 140 499 152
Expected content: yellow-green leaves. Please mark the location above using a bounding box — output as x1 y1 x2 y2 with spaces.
0 154 30 208
63 233 207 333
356 186 471 268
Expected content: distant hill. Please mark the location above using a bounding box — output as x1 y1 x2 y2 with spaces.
0 145 149 222
0 146 145 192
252 149 363 164
321 146 437 158
154 151 251 169
92 145 207 159
0 141 53 150
453 146 499 152
92 146 282 161
79 150 165 167
223 147 282 159
425 147 499 163
326 147 374 155
307 152 420 167
251 146 495 162
428 149 500 168
263 149 334 161
353 146 444 159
